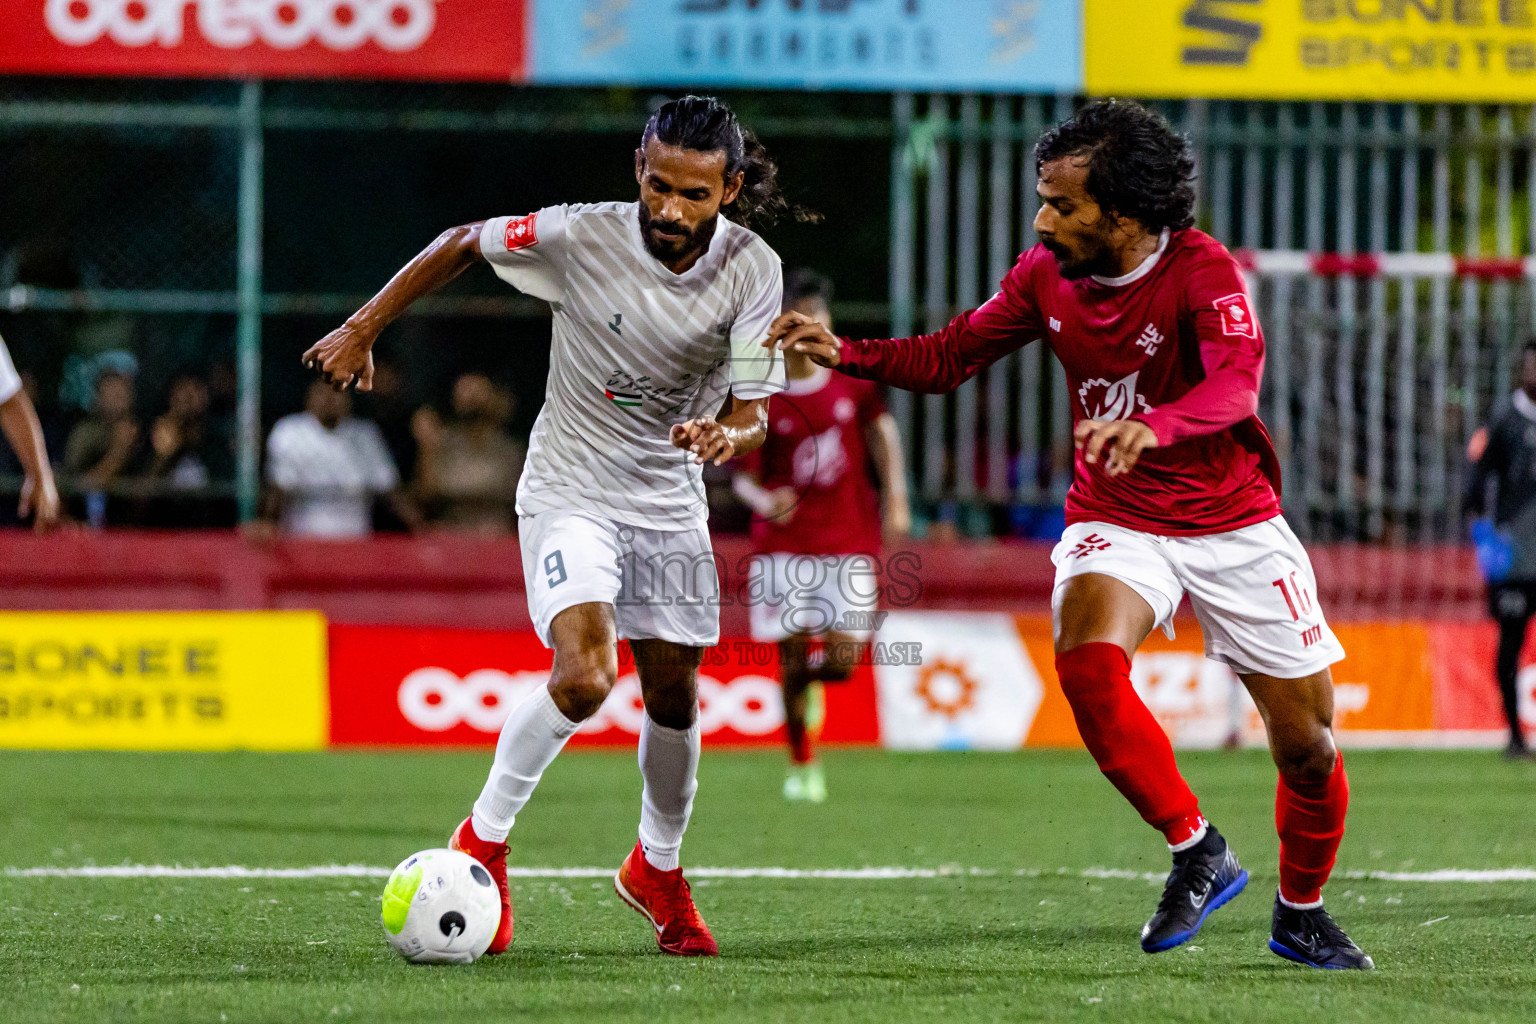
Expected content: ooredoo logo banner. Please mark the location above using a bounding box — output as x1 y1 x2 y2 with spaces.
328 623 880 747
1 1 526 81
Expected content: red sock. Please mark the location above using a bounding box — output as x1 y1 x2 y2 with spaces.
790 732 814 765
1277 751 1349 906
1056 643 1205 846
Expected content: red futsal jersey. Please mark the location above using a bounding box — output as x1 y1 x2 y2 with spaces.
838 229 1281 536
741 367 885 556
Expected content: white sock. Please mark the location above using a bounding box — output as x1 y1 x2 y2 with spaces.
1278 889 1325 911
1168 819 1210 853
470 686 580 843
637 713 700 872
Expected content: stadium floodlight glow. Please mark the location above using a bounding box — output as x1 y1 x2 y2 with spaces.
44 0 441 53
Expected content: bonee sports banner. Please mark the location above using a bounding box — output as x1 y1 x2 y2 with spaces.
0 611 327 751
0 1 527 81
1087 0 1536 102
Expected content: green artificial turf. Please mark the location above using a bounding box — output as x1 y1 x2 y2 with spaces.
0 748 1533 1023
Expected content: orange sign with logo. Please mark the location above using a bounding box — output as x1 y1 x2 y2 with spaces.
1021 618 1442 749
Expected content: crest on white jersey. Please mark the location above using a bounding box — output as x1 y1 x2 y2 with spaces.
1078 371 1155 422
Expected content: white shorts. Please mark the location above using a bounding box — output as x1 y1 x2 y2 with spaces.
519 510 719 649
747 552 881 643
1050 517 1346 679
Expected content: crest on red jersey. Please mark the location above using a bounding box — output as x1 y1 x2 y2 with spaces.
1078 371 1155 422
504 213 539 251
1214 291 1256 338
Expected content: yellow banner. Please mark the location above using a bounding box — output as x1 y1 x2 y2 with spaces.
0 612 327 751
1087 1 1536 101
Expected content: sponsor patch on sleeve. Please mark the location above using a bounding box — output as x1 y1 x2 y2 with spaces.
504 212 539 252
1214 291 1256 339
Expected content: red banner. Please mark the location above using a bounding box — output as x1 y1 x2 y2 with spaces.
1 1 526 82
326 617 1521 752
328 623 880 748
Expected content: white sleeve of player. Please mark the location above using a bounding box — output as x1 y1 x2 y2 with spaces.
479 206 569 304
0 335 22 405
728 255 786 400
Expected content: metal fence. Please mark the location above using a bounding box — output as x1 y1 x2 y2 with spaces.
893 95 1536 543
5 80 1532 543
0 80 892 523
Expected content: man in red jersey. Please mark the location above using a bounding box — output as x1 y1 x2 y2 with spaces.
734 270 910 802
765 101 1372 970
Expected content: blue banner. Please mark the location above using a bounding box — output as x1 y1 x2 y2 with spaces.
532 1 1082 93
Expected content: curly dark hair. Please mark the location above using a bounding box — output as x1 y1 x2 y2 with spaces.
1034 100 1197 233
641 95 818 229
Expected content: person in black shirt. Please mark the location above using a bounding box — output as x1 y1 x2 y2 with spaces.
1465 339 1536 759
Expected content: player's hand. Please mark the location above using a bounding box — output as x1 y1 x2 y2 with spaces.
1075 419 1158 477
303 322 377 392
670 416 735 466
19 473 60 534
883 500 912 540
765 312 842 368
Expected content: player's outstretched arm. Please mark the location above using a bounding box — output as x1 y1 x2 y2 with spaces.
764 312 843 368
303 222 486 391
0 389 60 532
764 284 1037 395
671 397 769 466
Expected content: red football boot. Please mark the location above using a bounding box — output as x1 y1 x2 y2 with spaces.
449 817 514 954
613 841 719 956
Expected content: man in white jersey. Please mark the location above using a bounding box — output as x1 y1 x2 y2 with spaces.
303 96 791 957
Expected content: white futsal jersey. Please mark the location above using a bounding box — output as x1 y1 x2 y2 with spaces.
480 202 786 531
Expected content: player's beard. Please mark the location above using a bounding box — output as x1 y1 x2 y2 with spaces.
1042 235 1115 280
638 203 717 266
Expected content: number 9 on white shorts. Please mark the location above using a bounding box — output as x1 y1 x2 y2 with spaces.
519 509 721 648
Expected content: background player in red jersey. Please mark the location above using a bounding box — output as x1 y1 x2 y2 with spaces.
734 270 909 802
766 101 1373 970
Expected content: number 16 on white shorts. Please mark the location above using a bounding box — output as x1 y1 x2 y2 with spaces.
1050 517 1346 679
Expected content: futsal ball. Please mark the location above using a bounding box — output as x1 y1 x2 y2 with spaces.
380 847 501 964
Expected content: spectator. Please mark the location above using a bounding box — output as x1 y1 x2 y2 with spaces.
150 374 230 488
359 356 422 533
412 372 525 535
262 379 422 539
1465 338 1536 760
144 373 234 528
363 356 419 484
63 367 144 527
204 358 239 462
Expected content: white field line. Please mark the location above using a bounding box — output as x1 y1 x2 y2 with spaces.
3 864 1535 883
